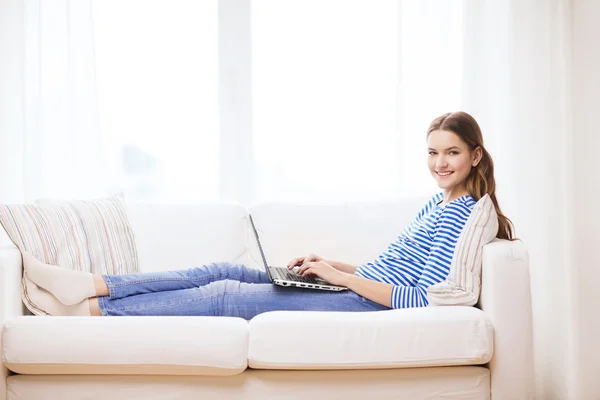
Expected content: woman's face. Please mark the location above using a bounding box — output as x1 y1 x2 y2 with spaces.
427 129 480 192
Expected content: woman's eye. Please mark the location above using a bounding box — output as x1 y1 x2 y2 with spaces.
449 151 458 155
428 152 437 155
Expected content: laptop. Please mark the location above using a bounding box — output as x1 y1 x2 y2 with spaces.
249 214 348 291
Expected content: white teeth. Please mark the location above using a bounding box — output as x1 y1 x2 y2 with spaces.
437 172 453 176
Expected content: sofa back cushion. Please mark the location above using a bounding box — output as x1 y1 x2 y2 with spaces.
0 194 139 275
126 202 250 272
247 197 428 269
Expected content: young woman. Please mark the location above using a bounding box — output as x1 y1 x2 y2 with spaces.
25 111 514 318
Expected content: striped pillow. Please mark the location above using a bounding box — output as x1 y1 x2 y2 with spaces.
426 194 499 306
0 194 139 314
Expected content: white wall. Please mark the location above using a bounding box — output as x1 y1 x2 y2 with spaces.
570 0 600 398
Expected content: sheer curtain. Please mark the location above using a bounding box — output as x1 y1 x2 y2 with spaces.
0 0 219 204
0 0 465 205
92 0 220 204
462 1 577 398
0 0 105 203
252 0 463 202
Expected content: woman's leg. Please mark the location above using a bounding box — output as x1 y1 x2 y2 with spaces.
103 262 270 300
98 281 390 318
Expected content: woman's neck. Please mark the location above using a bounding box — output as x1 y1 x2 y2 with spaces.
439 188 470 207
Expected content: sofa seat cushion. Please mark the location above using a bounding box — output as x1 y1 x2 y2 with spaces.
248 306 493 369
2 316 248 376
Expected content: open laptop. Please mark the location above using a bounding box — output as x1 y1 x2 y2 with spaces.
249 214 347 291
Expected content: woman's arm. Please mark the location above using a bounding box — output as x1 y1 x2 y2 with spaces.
296 261 392 307
326 259 358 274
297 261 425 309
343 272 430 308
340 274 393 307
287 254 357 274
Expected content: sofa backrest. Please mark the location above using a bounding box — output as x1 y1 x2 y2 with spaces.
0 196 431 273
126 202 250 272
125 196 429 273
247 196 428 270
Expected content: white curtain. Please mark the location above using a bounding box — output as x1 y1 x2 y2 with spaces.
1 0 466 205
2 0 598 397
92 0 220 204
252 0 463 202
463 1 592 398
0 0 106 203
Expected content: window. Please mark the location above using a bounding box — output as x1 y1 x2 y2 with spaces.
252 0 463 202
92 0 463 204
252 1 400 202
397 0 464 195
92 0 219 203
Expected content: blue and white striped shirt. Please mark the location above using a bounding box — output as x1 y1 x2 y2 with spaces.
355 192 476 309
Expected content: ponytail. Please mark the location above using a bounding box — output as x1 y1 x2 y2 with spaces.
464 147 516 240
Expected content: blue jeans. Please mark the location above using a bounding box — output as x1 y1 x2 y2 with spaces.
98 262 390 319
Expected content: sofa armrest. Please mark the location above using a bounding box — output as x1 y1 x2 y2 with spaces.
478 239 534 400
0 246 25 400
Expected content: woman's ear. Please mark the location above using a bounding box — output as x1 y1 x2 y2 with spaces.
472 147 483 167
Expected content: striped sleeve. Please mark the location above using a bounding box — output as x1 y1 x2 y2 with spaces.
390 202 472 309
355 193 442 286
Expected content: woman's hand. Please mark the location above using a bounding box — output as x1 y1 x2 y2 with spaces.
286 253 323 269
295 261 350 287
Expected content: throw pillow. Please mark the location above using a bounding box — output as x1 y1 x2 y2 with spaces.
426 194 499 306
0 194 139 315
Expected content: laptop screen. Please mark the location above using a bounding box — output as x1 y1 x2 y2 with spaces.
249 214 270 271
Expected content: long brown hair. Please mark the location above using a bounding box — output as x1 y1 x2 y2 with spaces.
427 111 516 241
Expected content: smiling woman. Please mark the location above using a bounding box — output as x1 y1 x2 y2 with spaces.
20 110 514 317
426 112 515 240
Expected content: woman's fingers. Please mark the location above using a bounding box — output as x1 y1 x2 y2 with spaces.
298 262 320 276
296 263 310 275
287 257 304 269
287 254 321 269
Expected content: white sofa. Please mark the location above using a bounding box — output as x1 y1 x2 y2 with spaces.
0 198 535 399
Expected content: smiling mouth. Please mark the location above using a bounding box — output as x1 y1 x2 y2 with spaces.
436 171 454 177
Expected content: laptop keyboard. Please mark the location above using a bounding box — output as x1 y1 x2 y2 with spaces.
270 267 320 284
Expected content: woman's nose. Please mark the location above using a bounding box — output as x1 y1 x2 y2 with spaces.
436 156 448 168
